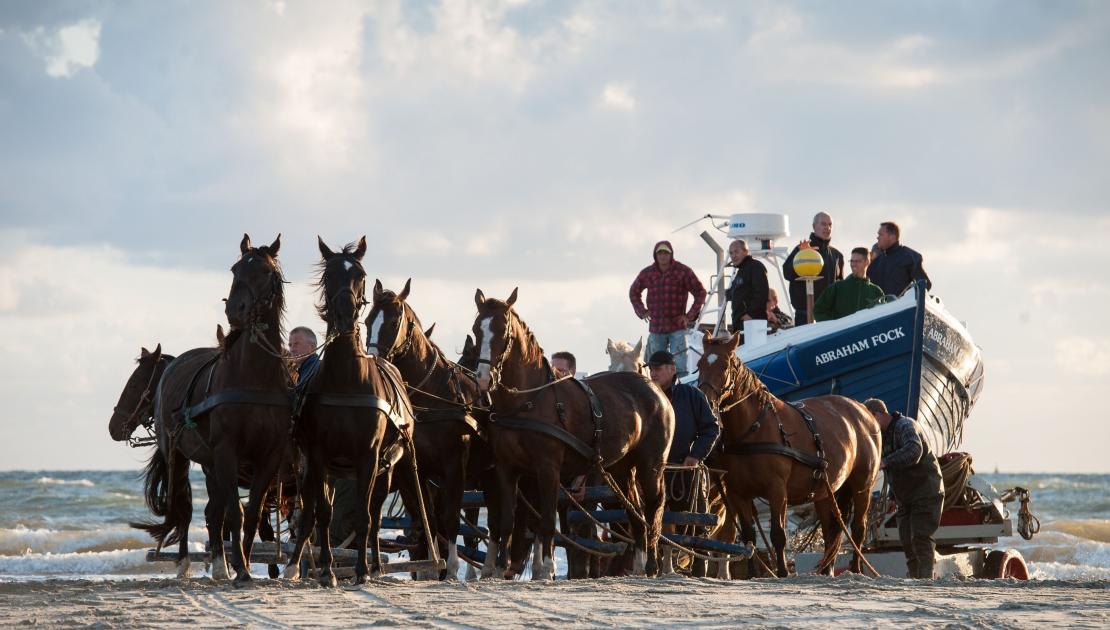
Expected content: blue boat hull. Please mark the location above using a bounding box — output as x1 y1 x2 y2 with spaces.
731 282 983 455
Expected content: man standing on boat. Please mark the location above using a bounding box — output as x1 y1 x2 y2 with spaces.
864 398 944 579
629 240 707 380
783 212 844 325
868 221 932 296
813 247 885 321
726 239 769 337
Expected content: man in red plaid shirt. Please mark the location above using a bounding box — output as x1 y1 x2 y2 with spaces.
629 240 707 379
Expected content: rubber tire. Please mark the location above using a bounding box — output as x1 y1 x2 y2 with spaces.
983 549 1029 580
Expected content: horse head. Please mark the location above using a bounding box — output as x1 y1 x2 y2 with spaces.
109 344 166 441
225 233 284 330
365 277 416 359
606 337 643 372
471 287 520 390
317 236 368 335
459 334 478 371
695 330 743 411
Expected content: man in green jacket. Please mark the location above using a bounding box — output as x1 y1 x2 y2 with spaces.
814 247 884 321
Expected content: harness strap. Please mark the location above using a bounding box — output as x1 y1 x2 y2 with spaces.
305 393 409 429
492 416 595 461
183 389 292 421
569 377 605 463
415 408 481 434
722 442 828 470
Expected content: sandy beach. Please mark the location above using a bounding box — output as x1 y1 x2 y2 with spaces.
1 575 1106 629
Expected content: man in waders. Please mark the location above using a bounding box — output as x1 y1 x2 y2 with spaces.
864 398 944 579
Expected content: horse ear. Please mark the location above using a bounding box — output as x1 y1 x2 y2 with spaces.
399 278 411 301
475 288 486 306
464 334 475 352
152 343 162 359
703 329 713 345
606 338 615 353
240 234 251 254
728 331 741 350
633 337 643 355
140 347 150 359
269 233 281 256
506 287 518 307
425 322 435 339
318 236 335 260
216 324 226 345
354 236 367 261
373 279 383 300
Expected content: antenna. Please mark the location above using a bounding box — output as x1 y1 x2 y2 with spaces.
672 214 730 234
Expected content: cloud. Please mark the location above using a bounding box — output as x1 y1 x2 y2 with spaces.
599 82 636 111
1055 336 1110 376
21 18 101 78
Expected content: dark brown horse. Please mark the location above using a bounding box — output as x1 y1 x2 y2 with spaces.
131 234 294 584
471 288 674 578
283 238 435 586
696 331 881 577
365 279 498 580
109 345 175 444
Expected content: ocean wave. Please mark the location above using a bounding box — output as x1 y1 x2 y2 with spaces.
1043 519 1110 544
1001 530 1110 570
1028 561 1110 581
0 526 208 555
0 549 153 575
33 477 95 487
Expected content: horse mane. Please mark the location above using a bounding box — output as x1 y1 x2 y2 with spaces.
734 354 772 406
503 304 544 366
313 241 362 323
609 340 636 354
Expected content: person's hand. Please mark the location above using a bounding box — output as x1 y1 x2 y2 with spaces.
682 456 701 468
674 314 688 328
638 311 650 322
569 474 587 501
741 314 752 322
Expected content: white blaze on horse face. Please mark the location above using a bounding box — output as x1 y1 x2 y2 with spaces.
706 353 719 366
367 311 384 353
476 317 494 381
342 260 353 272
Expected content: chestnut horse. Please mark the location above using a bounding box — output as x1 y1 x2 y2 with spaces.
283 238 435 586
472 288 674 579
696 332 881 576
365 279 498 580
131 234 294 584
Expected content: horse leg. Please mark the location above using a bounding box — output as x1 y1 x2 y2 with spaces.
316 477 338 587
479 469 505 580
463 505 481 580
493 468 519 579
283 456 321 581
259 506 278 579
767 489 790 578
813 494 842 576
437 454 466 581
353 457 376 584
204 474 228 581
533 466 559 581
237 458 280 585
635 459 666 577
733 499 758 579
393 452 439 581
848 486 872 575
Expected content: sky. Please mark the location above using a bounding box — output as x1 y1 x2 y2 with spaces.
1 1 1108 472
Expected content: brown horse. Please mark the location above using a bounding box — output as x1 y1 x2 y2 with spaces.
365 279 499 580
696 331 881 577
131 234 294 584
283 238 434 586
471 288 674 579
108 345 175 443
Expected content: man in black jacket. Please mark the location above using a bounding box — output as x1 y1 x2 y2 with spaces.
867 221 932 296
865 398 944 579
647 351 720 468
783 212 844 325
726 239 769 336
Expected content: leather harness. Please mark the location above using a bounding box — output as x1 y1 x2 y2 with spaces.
722 401 828 473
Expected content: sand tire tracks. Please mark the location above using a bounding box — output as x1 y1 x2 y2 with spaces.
345 585 485 630
178 587 288 628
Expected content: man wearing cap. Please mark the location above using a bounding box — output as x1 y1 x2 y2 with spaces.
864 398 944 579
629 240 707 380
648 350 720 469
783 212 844 326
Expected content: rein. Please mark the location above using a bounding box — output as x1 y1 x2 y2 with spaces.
115 359 164 445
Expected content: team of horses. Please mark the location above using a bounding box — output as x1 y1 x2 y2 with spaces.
109 233 881 585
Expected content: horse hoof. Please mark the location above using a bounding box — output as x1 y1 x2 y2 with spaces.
175 558 191 580
233 572 253 587
319 572 338 588
282 564 301 581
268 564 280 579
211 559 230 581
355 573 368 585
465 565 479 581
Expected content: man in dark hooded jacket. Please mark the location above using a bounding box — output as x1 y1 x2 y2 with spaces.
629 240 707 379
867 221 931 296
783 212 844 325
726 239 769 335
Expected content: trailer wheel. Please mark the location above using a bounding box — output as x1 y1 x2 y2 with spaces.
983 549 1029 580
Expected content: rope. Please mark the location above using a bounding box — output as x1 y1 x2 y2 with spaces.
559 484 635 544
815 474 880 577
499 373 574 395
458 511 490 542
515 490 625 558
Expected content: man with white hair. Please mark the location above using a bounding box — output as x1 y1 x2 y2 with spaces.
783 212 844 325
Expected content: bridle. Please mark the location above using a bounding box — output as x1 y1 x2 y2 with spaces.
367 300 414 362
113 357 164 447
699 352 766 416
475 312 515 393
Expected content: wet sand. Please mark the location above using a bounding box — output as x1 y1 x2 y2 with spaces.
1 574 1107 628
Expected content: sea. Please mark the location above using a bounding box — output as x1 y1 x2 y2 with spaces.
0 469 1107 582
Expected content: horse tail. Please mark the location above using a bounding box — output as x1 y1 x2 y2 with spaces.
130 446 192 550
